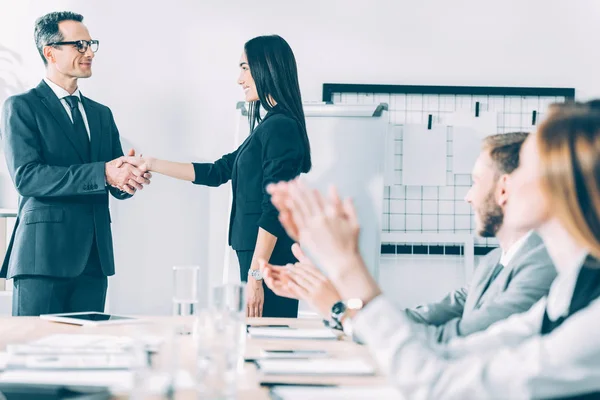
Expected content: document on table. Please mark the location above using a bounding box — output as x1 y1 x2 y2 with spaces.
270 385 401 400
7 354 134 370
256 358 375 376
7 334 164 355
247 327 338 340
0 370 194 393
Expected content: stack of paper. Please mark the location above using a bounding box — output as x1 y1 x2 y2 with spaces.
271 385 400 399
256 358 375 376
0 333 193 395
247 327 338 340
270 385 401 400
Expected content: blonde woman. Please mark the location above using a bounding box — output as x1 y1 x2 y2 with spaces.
268 103 600 399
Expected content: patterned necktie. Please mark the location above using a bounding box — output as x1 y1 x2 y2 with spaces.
63 95 91 160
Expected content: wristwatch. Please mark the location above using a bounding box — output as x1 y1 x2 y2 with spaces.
330 301 347 330
341 298 365 339
248 268 263 281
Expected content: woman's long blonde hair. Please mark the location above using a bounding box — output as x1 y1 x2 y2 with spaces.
537 102 600 259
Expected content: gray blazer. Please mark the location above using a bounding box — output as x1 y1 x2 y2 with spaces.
405 232 556 343
0 80 131 279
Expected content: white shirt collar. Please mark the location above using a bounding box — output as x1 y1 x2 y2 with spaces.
43 78 81 101
499 231 533 267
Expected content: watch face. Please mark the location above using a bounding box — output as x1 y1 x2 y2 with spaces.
331 301 346 316
250 269 263 280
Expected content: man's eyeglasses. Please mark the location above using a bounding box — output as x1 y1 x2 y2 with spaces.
46 39 99 54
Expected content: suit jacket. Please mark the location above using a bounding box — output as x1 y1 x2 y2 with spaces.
192 105 307 251
0 80 131 279
404 232 556 343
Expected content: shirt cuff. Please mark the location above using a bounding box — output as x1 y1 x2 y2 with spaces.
353 295 410 347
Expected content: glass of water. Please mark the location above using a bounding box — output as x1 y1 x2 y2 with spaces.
172 265 200 316
211 283 248 379
173 265 200 335
211 283 246 317
194 309 243 399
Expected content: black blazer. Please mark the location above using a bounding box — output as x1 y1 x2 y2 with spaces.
0 80 131 279
193 106 306 251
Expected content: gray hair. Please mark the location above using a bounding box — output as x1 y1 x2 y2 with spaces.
34 11 84 66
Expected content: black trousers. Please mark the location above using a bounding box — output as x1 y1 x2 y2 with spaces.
12 236 108 316
237 243 299 318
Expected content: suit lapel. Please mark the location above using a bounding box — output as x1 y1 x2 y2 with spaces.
470 233 541 309
36 80 87 163
468 250 502 310
82 96 102 162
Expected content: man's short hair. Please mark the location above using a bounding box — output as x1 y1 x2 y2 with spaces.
482 132 530 175
34 11 84 66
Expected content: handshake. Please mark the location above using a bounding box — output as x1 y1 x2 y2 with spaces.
104 149 154 195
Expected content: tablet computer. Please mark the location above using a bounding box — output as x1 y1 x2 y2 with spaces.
40 312 141 326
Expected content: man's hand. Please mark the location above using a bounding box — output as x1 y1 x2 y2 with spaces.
246 272 265 318
105 158 150 195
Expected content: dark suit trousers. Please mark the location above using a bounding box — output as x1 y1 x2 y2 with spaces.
237 243 299 318
12 236 108 316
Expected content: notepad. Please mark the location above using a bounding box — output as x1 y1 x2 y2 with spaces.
256 358 375 376
247 327 338 340
270 385 400 400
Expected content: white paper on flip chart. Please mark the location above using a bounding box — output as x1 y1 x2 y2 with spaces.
401 124 447 186
247 328 338 340
257 358 375 376
446 111 498 174
271 385 401 400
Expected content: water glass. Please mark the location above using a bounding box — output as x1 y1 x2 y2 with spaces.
172 265 200 316
211 283 246 317
194 310 242 399
212 283 247 372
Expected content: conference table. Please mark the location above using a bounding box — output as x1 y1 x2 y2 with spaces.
0 316 388 399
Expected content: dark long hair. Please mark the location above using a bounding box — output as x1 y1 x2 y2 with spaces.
244 35 311 173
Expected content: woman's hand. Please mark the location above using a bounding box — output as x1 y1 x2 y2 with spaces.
267 181 300 241
283 180 361 276
260 243 341 318
246 273 265 318
282 180 382 304
117 154 155 172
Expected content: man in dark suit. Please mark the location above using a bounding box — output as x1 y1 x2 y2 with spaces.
0 11 151 316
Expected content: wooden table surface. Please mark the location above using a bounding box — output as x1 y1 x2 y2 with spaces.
0 316 387 399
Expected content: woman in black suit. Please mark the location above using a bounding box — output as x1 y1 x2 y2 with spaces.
121 35 311 318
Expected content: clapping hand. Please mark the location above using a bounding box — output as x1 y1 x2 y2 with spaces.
268 179 361 276
260 243 342 318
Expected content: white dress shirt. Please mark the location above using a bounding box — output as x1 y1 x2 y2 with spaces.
43 78 91 139
353 251 600 399
500 230 533 267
